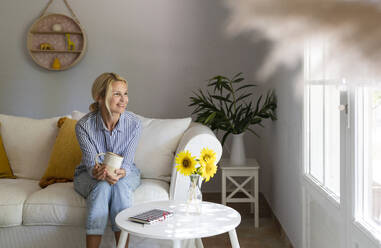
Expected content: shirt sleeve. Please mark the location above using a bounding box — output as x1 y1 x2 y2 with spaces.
121 119 142 174
75 123 98 178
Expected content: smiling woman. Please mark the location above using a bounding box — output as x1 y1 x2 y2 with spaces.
74 72 142 248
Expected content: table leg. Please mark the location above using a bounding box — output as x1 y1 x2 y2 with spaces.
250 177 254 214
173 239 182 248
254 172 259 228
117 230 128 248
196 238 204 248
228 229 240 248
222 171 226 205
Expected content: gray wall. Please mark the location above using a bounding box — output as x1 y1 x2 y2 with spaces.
1 0 304 246
0 0 268 119
0 0 272 191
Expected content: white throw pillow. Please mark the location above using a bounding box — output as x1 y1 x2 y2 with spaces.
135 115 191 181
71 110 87 120
0 114 60 180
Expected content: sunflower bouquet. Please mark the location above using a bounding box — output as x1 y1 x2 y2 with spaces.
175 147 218 182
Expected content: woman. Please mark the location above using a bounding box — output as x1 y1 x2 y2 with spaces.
74 72 142 248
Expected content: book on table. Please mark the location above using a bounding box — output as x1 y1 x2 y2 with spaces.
128 209 174 224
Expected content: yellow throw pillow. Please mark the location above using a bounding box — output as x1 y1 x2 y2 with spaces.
0 123 16 179
39 117 82 188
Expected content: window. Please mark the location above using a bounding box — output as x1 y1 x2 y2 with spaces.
304 23 381 248
305 82 342 197
304 37 342 199
356 86 381 232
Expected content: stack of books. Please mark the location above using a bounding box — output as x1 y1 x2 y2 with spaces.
128 209 174 225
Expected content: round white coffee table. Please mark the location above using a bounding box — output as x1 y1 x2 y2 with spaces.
115 200 241 248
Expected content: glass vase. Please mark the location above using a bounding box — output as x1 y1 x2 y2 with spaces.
187 174 202 215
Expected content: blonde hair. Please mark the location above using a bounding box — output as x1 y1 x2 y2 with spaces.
89 72 128 116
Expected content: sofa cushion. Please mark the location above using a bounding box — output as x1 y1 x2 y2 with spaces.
135 115 191 181
39 117 82 188
71 110 86 121
23 182 86 226
134 179 170 204
0 179 40 227
0 126 15 179
23 179 169 226
0 114 60 180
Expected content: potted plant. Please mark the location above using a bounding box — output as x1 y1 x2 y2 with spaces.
189 72 277 165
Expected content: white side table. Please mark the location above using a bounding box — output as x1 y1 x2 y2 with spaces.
221 159 260 228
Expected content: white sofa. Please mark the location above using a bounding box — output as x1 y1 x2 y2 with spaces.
0 111 222 248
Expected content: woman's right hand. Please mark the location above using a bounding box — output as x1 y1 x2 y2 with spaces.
92 164 107 180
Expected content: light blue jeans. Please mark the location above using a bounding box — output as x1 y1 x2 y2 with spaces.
74 167 141 235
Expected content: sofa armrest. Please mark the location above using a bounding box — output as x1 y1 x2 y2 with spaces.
169 122 222 201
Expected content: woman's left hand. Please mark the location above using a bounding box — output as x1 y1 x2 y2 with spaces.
105 168 126 185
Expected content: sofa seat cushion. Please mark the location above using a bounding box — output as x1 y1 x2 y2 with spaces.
0 179 40 227
23 179 170 226
23 182 86 226
134 179 170 204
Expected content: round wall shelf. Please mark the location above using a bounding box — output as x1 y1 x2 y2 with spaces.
27 13 87 71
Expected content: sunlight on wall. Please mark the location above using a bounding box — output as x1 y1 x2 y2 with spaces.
225 0 381 81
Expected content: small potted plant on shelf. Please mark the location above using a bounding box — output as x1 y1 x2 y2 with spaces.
189 72 277 165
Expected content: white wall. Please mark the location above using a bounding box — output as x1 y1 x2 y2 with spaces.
255 64 304 248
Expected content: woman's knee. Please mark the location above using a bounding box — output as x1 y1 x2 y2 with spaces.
111 182 134 208
113 181 133 196
89 181 111 201
120 172 141 191
94 181 111 193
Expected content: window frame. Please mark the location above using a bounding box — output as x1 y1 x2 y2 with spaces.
304 81 342 204
354 86 381 243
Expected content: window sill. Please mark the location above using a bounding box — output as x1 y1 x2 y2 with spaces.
353 219 381 247
303 174 340 209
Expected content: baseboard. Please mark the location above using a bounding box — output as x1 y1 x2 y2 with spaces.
262 194 294 248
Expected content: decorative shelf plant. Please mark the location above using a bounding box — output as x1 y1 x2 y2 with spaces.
26 0 87 71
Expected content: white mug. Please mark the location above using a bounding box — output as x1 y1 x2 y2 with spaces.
95 152 123 176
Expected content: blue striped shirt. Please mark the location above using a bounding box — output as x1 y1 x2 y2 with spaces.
74 110 142 177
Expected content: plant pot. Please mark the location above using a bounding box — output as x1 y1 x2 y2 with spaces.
230 133 246 166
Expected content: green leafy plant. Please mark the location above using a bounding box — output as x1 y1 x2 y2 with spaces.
189 72 277 146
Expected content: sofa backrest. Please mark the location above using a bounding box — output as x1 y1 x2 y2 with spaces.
0 114 61 180
72 111 191 181
0 111 191 181
135 115 191 181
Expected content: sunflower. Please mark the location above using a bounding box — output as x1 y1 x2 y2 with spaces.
199 147 216 165
175 150 197 176
200 160 218 182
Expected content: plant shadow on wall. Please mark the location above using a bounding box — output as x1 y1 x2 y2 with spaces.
189 73 277 163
